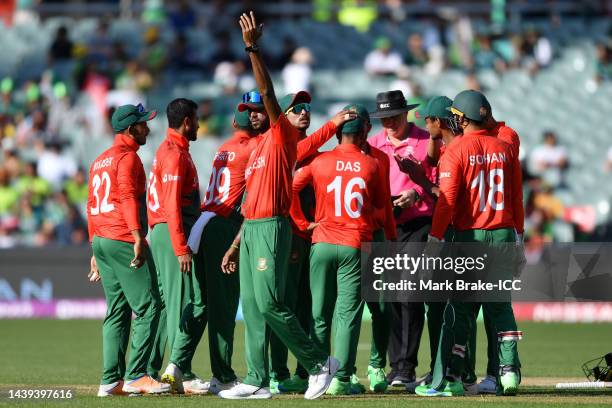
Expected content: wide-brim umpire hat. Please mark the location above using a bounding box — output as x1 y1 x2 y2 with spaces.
370 90 420 119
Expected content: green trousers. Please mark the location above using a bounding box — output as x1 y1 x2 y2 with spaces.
199 214 241 383
93 236 160 384
426 301 446 373
270 233 311 381
365 229 390 369
239 216 327 387
149 223 207 379
431 228 520 389
310 242 365 382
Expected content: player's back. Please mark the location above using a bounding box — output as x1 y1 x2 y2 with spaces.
88 141 145 243
202 131 261 217
443 130 519 232
310 143 384 248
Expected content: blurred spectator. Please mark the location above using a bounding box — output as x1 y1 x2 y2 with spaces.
521 28 553 72
197 99 227 139
529 131 569 187
389 66 414 99
214 60 254 95
606 146 612 172
2 149 21 180
268 36 297 72
44 190 87 245
404 33 428 67
169 33 202 72
473 35 506 72
168 0 197 34
63 168 88 207
0 167 18 217
16 109 50 148
48 25 73 63
14 161 51 208
364 37 403 76
139 26 167 75
209 32 238 71
87 20 114 64
595 43 612 82
37 142 77 191
282 47 313 94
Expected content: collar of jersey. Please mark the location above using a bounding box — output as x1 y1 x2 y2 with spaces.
335 143 363 153
166 128 190 150
113 133 140 151
462 129 491 138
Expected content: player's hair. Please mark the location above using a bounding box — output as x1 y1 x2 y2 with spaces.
166 98 198 129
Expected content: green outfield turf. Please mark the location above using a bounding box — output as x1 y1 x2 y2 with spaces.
1 320 611 407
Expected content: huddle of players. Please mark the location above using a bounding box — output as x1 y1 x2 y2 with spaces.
87 11 524 399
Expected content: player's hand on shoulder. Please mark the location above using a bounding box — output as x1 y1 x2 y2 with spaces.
331 109 358 127
239 11 263 47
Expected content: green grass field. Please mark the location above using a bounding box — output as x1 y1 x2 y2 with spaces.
1 320 611 407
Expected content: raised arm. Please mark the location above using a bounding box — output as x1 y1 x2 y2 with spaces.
239 11 282 125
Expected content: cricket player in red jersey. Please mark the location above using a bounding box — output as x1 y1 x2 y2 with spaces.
290 103 385 395
87 104 170 396
194 103 267 394
415 90 524 397
147 98 206 394
218 12 349 400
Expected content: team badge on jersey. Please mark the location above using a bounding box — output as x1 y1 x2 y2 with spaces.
257 257 268 271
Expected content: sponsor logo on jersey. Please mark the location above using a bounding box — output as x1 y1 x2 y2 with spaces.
245 156 266 178
257 257 268 271
93 157 113 171
440 171 451 179
162 174 180 183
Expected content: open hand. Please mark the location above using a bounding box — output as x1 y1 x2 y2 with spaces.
239 11 263 47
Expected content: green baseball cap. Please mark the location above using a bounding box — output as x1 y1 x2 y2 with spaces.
234 105 251 130
448 90 491 122
279 91 311 113
111 103 157 132
375 36 391 50
417 96 453 120
341 103 369 134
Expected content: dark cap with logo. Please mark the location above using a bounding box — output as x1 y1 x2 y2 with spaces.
448 90 491 122
111 103 156 133
370 90 420 119
417 96 453 120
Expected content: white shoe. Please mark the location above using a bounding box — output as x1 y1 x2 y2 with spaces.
161 363 184 394
183 378 209 395
208 377 243 395
218 383 272 399
464 381 479 395
122 375 171 394
478 375 497 394
304 357 339 400
97 380 126 397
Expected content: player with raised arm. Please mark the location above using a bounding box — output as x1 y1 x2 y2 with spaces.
88 104 170 396
415 90 524 397
147 98 207 394
290 104 385 395
218 11 350 400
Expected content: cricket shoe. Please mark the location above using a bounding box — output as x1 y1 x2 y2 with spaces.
500 368 520 396
326 378 351 395
477 375 497 394
183 377 209 395
350 374 366 394
122 375 171 394
304 356 340 400
218 383 272 399
464 381 478 395
388 369 415 387
207 377 243 395
161 363 184 394
367 366 388 393
277 375 309 394
97 380 127 397
415 380 465 397
417 372 433 386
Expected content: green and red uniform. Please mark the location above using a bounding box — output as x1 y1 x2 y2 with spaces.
147 129 203 380
239 114 328 388
87 134 160 385
270 120 338 383
199 130 261 383
429 130 523 390
291 143 385 381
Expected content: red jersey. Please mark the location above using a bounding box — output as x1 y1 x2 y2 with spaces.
367 145 397 240
242 115 300 220
290 143 385 249
430 130 524 239
147 129 201 256
87 134 146 243
493 121 520 157
202 130 261 218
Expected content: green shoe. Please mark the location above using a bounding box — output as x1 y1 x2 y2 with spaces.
277 375 308 394
326 378 351 395
367 366 388 393
350 374 366 394
415 380 464 397
500 372 519 396
269 377 280 395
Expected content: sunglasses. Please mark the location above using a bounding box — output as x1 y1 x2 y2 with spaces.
242 91 263 103
286 103 311 115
